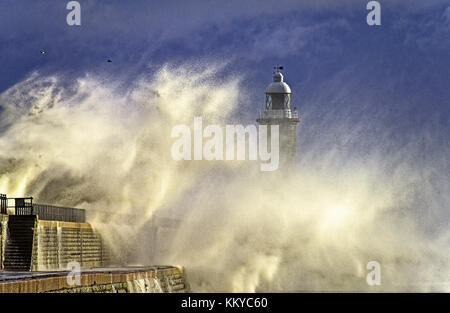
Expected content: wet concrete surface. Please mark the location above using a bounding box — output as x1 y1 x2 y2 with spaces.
0 265 175 282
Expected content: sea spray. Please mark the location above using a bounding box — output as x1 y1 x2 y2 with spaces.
0 63 448 292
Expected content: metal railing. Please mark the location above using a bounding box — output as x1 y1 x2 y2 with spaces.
11 197 33 215
1 194 7 215
258 109 299 119
33 204 86 223
0 193 85 223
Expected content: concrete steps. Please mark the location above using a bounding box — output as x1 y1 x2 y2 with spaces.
3 216 36 271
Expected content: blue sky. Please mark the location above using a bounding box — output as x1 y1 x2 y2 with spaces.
0 1 449 90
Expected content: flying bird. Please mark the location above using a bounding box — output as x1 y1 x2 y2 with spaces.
40 50 46 55
106 59 112 63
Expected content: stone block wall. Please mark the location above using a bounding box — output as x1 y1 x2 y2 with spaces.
31 219 110 271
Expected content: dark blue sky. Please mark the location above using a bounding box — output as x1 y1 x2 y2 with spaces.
1 1 448 90
0 0 449 156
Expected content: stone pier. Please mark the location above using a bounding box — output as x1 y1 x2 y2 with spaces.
0 266 189 293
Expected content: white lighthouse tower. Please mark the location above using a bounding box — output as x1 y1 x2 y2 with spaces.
256 67 299 168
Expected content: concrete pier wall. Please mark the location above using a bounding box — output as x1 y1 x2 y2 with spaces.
0 215 109 271
31 219 110 271
0 266 188 293
0 216 191 294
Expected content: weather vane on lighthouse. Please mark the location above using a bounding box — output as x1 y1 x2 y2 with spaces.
273 65 284 73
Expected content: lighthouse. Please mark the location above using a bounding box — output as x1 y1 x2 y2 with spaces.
256 67 299 169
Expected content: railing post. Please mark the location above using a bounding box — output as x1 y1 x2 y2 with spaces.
0 194 7 215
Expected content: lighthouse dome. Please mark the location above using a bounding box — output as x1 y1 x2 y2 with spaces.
265 72 291 94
